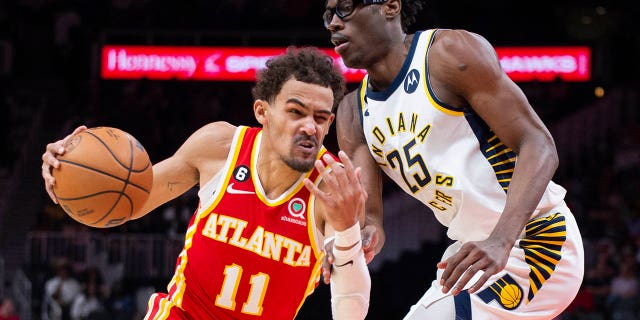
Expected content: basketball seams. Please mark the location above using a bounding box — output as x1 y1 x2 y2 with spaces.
54 126 153 228
58 159 151 193
91 190 132 225
86 129 149 172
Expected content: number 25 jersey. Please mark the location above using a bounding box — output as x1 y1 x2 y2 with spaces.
357 29 568 242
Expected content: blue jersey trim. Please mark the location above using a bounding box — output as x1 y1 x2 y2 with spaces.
365 31 423 101
454 290 472 319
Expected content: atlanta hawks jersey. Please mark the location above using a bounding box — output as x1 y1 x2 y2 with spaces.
357 29 568 242
145 126 328 320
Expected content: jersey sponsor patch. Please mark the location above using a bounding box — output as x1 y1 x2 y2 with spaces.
404 69 420 93
288 198 306 219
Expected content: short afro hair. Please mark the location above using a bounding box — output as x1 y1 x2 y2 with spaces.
252 46 346 111
401 0 425 32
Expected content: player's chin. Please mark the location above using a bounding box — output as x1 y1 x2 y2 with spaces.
287 151 317 172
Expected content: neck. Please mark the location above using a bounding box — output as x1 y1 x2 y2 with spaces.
367 32 410 91
257 161 303 199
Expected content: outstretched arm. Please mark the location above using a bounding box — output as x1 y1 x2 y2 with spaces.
430 29 560 294
41 122 235 221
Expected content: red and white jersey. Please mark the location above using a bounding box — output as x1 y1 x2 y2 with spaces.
145 126 329 320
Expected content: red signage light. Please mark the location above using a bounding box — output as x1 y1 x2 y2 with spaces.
102 45 591 82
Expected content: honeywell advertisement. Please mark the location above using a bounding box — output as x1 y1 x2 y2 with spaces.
101 45 590 82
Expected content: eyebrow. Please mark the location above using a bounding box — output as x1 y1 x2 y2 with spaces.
287 98 333 116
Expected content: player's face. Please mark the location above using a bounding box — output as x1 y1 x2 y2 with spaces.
257 79 335 172
325 0 392 69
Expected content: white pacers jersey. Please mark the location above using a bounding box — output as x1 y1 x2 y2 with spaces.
358 29 566 242
359 29 584 319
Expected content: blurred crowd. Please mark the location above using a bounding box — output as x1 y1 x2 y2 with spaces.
0 0 638 319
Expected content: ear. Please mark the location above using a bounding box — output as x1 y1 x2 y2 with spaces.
254 99 269 125
384 0 402 19
327 113 335 130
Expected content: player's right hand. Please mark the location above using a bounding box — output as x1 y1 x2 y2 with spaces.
321 225 380 284
41 125 87 203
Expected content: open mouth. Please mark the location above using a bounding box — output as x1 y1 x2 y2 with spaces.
298 140 316 151
331 34 349 47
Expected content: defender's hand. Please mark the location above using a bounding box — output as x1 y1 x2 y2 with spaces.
437 237 511 295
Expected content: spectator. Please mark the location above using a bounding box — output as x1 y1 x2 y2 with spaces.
70 267 107 320
43 261 82 320
607 257 639 319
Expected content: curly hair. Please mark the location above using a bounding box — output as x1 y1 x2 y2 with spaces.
401 0 425 32
252 46 346 111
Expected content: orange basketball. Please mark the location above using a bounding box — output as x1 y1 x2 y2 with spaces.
52 127 153 228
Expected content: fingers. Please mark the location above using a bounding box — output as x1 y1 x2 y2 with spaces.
71 125 88 136
41 126 87 204
449 260 489 295
439 245 478 295
438 243 503 295
42 141 65 204
322 239 335 284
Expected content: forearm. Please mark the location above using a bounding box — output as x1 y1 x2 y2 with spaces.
330 223 371 320
490 142 558 242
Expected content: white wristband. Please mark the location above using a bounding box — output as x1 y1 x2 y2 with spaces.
334 222 361 248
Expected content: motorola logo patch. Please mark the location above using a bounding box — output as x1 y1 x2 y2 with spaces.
404 69 420 93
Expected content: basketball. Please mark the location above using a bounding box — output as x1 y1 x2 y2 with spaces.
52 127 153 228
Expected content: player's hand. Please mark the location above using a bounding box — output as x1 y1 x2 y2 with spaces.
361 224 380 264
304 150 367 231
41 125 88 203
321 225 381 284
437 236 511 295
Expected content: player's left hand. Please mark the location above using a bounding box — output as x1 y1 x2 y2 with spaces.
437 237 511 295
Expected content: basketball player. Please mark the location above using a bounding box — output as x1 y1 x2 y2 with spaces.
41 47 370 319
322 0 585 319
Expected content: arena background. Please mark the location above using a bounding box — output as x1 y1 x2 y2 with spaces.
0 0 639 319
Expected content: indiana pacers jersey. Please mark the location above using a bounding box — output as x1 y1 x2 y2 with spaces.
359 29 584 319
357 29 568 242
145 126 327 320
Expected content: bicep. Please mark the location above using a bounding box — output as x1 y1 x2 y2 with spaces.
438 30 551 153
134 150 198 219
133 122 235 219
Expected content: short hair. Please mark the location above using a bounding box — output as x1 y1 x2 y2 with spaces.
401 0 425 32
252 46 346 111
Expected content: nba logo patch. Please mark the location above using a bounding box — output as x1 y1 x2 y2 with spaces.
288 198 306 219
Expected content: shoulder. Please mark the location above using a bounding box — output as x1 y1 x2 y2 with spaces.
189 121 238 145
336 89 366 147
178 121 238 162
428 29 503 96
336 89 360 122
431 29 496 58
